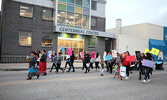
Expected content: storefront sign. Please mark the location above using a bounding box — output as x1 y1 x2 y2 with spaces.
55 26 115 38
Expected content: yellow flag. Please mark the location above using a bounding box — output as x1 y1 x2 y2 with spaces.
151 48 160 56
145 48 150 54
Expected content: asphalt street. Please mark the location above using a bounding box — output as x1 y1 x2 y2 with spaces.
0 66 167 100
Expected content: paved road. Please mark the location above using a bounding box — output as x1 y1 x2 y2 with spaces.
0 67 167 100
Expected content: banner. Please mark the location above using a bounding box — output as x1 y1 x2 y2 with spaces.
68 48 72 56
120 66 126 77
80 52 84 60
105 55 113 61
142 59 154 68
126 56 135 62
62 47 65 53
91 52 96 59
151 48 160 56
112 50 117 58
145 48 150 54
47 51 52 59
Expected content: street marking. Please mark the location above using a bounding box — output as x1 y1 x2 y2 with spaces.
0 75 113 86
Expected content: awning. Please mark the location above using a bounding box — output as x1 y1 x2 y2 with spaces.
149 39 166 46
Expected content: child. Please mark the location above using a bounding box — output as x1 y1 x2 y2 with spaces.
113 64 120 78
100 60 105 76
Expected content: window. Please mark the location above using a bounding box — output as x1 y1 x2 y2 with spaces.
66 12 74 25
75 13 82 26
91 1 97 10
42 33 53 47
20 4 33 18
91 16 97 27
83 0 90 8
19 31 32 46
83 15 89 29
67 0 74 4
88 36 96 48
57 10 66 24
76 0 82 6
43 8 53 20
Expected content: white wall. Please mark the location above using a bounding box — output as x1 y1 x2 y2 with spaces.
118 35 148 55
91 2 106 18
147 24 163 40
12 0 54 8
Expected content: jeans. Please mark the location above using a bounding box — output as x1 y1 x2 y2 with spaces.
95 62 99 70
145 67 151 80
125 65 130 77
68 62 75 72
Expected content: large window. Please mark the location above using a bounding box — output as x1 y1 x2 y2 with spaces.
57 10 66 24
91 1 97 10
20 4 33 18
83 0 90 8
75 13 82 26
66 12 74 25
83 15 89 29
43 8 53 20
91 16 97 27
42 33 53 47
67 0 74 4
88 36 96 48
19 31 32 46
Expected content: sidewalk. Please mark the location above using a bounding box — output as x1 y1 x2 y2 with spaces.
0 62 83 71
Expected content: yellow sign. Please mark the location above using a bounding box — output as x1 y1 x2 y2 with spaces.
151 48 160 56
145 48 150 54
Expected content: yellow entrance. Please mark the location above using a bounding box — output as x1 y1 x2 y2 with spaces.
58 33 84 60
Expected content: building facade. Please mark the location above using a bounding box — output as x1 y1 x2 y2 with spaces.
0 0 115 63
107 20 167 61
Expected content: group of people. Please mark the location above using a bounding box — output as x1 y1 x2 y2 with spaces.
27 49 163 84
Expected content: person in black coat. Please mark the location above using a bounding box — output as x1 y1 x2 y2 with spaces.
84 51 90 73
68 51 75 72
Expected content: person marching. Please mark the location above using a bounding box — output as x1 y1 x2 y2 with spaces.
56 52 64 73
95 52 101 71
39 49 47 76
142 53 153 83
113 53 121 78
49 53 57 72
100 60 105 76
68 51 75 72
64 55 70 70
138 53 145 80
84 51 90 73
27 51 40 80
123 51 131 79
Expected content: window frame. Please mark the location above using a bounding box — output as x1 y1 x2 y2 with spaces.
91 1 97 11
19 31 32 47
20 3 33 18
88 36 96 49
41 32 53 47
91 16 97 27
42 8 54 21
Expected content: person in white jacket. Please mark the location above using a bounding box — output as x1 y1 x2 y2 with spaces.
95 52 101 71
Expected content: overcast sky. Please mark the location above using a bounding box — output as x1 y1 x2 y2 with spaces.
0 0 167 30
106 0 167 29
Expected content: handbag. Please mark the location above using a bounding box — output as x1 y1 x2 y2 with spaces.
86 63 90 67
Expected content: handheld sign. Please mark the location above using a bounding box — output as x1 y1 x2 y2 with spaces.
62 47 65 53
68 48 72 56
142 59 154 68
120 66 126 77
112 50 117 58
145 48 150 54
80 52 84 60
126 56 135 62
91 52 96 59
105 55 113 61
151 48 160 56
156 61 163 64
